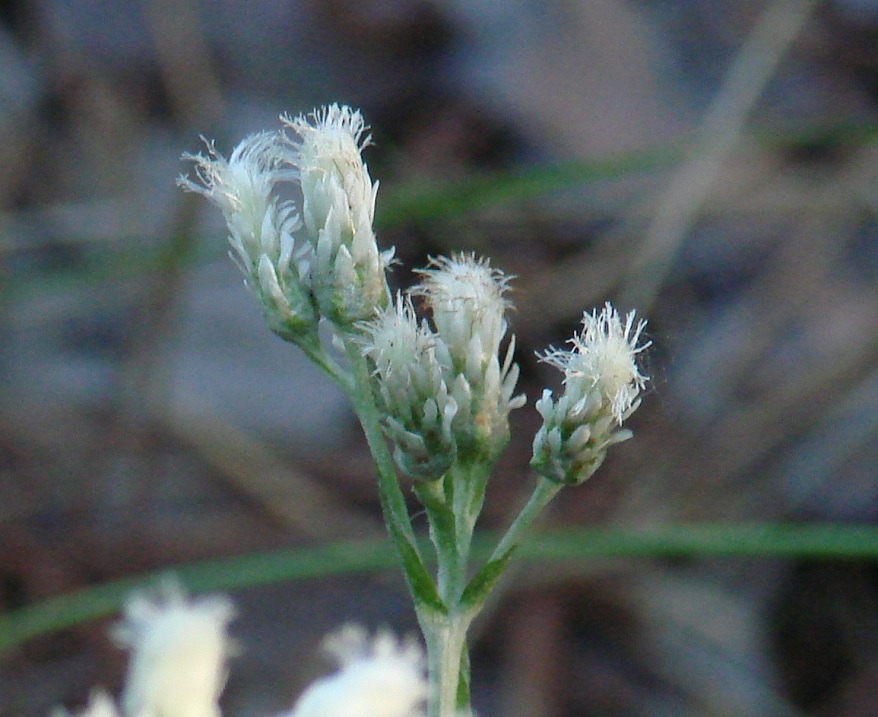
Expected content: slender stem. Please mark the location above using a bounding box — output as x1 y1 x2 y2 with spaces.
344 339 419 545
452 462 488 570
296 333 354 393
341 337 444 617
420 610 472 717
414 479 457 595
488 478 562 563
419 461 489 717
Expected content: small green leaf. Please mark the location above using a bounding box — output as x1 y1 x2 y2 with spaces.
460 550 516 611
394 528 447 615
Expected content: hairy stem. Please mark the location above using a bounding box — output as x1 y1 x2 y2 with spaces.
343 338 441 612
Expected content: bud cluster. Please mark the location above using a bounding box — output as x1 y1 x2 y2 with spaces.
178 104 392 341
360 254 525 479
531 303 649 486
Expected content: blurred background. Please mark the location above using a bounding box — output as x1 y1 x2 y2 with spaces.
3 0 878 715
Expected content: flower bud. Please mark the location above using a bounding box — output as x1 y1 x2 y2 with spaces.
531 303 649 485
288 625 426 717
283 105 392 327
359 295 458 480
178 132 318 342
413 254 524 462
112 583 235 717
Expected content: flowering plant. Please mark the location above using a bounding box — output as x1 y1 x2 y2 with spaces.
77 103 649 717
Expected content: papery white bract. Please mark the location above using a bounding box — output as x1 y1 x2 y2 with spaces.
112 583 235 717
178 132 317 342
532 303 649 485
282 104 392 326
288 625 426 717
413 254 524 461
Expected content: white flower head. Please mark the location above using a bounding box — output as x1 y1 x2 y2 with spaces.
412 254 523 461
413 253 511 373
178 132 298 268
112 582 235 717
178 132 317 341
289 625 426 717
359 294 458 480
532 303 649 486
282 104 391 326
51 691 121 717
283 104 374 238
542 302 649 424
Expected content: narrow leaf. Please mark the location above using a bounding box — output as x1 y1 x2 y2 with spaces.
460 550 516 612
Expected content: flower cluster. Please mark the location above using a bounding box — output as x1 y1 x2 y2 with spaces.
178 104 392 340
531 303 649 486
360 254 525 478
53 587 425 717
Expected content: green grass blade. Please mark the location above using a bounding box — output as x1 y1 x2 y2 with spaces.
3 524 878 655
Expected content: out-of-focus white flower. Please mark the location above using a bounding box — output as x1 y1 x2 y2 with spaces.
413 254 524 461
52 691 121 717
178 132 317 342
359 294 458 480
288 625 426 717
532 303 649 485
282 104 392 326
112 584 235 717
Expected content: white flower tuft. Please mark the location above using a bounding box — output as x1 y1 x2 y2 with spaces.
412 254 523 461
542 302 649 424
288 625 426 717
283 104 373 239
282 104 391 326
532 303 649 485
112 583 235 717
359 294 457 480
178 132 317 341
413 254 510 373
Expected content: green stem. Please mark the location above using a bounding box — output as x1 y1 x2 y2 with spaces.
343 338 442 612
419 610 472 717
419 461 489 717
461 478 562 612
489 478 562 563
297 333 354 393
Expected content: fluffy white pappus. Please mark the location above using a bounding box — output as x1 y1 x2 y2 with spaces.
178 131 296 224
283 104 371 168
359 295 442 383
288 625 427 717
112 583 235 717
178 132 302 273
357 295 459 478
282 104 375 238
542 302 650 424
412 254 511 370
280 104 391 326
